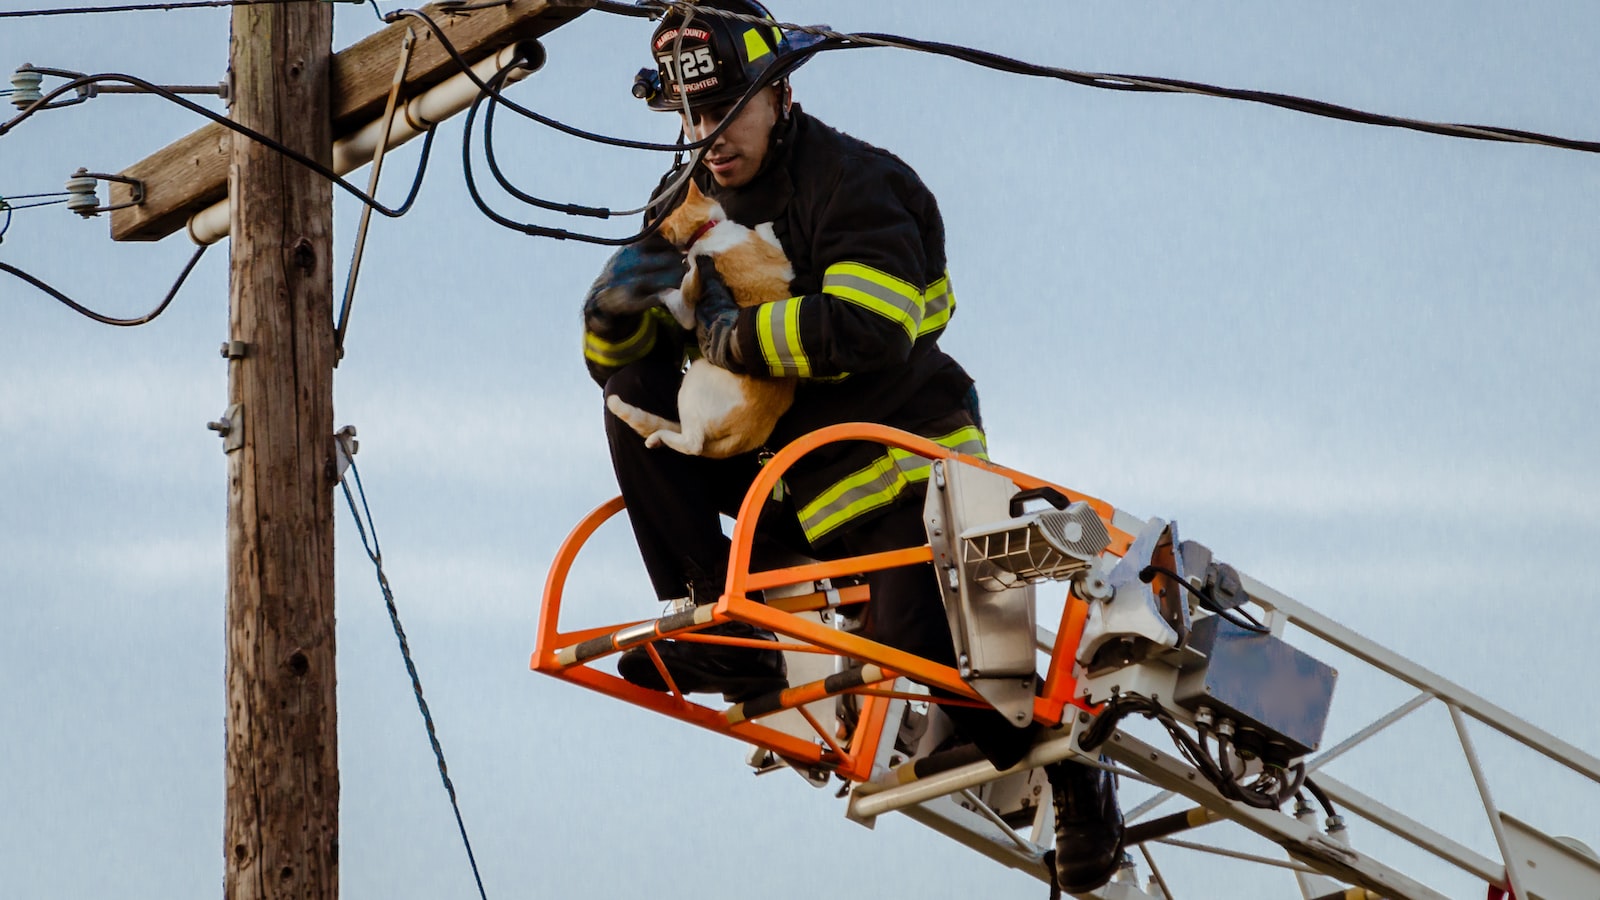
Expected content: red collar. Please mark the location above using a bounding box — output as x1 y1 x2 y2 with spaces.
684 219 719 253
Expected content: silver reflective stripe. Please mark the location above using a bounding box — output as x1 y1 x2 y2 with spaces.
798 459 905 539
890 433 986 480
799 426 990 542
759 297 810 377
920 277 954 335
822 270 923 338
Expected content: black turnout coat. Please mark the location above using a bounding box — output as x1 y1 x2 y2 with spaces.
584 107 985 546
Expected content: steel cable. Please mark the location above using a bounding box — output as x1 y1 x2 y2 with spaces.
337 448 491 900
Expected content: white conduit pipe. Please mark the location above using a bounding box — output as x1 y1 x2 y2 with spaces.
188 41 544 245
850 731 1089 821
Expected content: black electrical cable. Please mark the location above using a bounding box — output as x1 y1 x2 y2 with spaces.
367 121 437 217
590 0 657 17
390 7 688 150
329 125 436 358
1 243 208 326
0 0 360 18
394 3 772 236
1080 692 1300 811
461 58 678 244
1302 775 1339 820
1 73 431 223
1279 762 1308 805
476 52 699 222
1208 720 1303 810
435 0 510 11
1084 694 1228 797
1139 563 1272 635
480 72 614 219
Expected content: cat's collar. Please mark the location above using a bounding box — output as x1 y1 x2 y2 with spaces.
684 219 720 254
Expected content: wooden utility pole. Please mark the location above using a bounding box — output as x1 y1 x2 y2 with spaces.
223 1 338 897
98 4 588 897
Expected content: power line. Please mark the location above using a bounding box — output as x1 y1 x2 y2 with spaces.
1 196 72 211
619 1 1600 156
449 0 1600 241
1 72 435 222
0 190 74 201
0 242 208 326
10 1 1592 256
0 0 359 19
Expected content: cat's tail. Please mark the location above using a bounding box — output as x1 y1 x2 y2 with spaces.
606 394 681 441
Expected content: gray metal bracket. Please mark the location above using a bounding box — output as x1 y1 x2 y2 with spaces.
923 458 1037 726
206 403 243 453
1077 517 1185 674
1500 813 1600 900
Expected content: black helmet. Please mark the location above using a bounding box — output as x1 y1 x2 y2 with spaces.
634 0 824 111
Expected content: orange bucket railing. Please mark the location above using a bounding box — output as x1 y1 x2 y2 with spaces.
532 423 1133 783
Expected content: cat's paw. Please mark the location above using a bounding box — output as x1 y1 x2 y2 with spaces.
659 288 696 330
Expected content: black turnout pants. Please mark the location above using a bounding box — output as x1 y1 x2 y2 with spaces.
602 355 1037 768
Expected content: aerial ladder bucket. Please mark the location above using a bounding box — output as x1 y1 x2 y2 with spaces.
532 423 1122 785
532 423 1600 900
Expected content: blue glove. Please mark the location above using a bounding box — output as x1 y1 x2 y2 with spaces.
693 255 745 372
583 233 686 339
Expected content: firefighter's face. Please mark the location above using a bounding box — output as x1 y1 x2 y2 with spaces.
682 86 784 188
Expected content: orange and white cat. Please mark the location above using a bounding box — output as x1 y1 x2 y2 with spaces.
606 182 797 459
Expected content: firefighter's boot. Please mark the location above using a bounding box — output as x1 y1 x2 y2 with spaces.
1046 758 1125 894
616 621 787 702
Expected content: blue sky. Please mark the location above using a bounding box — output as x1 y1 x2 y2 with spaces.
2 2 1597 898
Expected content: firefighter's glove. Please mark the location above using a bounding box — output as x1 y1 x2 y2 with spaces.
582 233 686 339
693 255 745 373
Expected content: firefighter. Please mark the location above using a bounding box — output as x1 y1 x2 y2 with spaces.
579 1 1122 890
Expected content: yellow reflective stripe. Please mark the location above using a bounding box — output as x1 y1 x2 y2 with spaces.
583 312 658 368
919 274 954 336
888 425 987 480
743 27 772 62
823 262 923 340
754 266 956 380
798 425 990 543
799 456 906 544
756 298 811 377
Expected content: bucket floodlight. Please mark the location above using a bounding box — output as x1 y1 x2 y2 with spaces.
960 502 1112 589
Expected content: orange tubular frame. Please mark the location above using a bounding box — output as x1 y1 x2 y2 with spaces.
532 423 1134 783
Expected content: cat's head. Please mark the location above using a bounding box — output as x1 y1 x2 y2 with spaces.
657 181 726 250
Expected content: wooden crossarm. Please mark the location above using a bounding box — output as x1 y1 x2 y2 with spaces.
109 0 591 241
